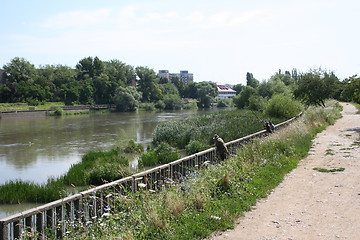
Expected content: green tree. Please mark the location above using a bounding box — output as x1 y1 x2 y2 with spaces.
196 82 217 108
232 83 243 94
163 94 183 110
246 72 259 88
294 69 339 107
76 56 104 79
52 65 77 102
136 66 161 102
340 75 360 103
113 86 142 111
2 57 36 102
233 86 256 109
170 76 186 97
182 82 197 99
93 73 111 104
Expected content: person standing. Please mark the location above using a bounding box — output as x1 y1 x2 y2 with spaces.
214 134 229 161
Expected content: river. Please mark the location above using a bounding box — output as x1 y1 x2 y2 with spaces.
0 109 217 218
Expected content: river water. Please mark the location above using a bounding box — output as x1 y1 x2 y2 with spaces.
0 109 216 218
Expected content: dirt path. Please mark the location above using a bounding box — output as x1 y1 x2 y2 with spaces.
210 103 360 240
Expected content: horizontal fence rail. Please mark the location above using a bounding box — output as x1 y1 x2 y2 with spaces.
0 113 302 240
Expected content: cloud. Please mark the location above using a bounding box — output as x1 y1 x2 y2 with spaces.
186 9 269 29
42 8 111 29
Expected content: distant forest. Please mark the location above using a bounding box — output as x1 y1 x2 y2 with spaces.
0 56 359 111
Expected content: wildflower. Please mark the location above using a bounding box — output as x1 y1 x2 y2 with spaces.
210 215 221 220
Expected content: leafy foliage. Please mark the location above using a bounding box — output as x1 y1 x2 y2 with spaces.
294 69 339 107
265 94 304 118
112 86 142 112
139 143 180 167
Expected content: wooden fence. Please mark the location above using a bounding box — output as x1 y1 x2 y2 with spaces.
0 113 301 240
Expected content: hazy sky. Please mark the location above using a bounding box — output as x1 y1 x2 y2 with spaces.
0 0 358 85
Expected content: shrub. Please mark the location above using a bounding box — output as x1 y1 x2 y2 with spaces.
248 95 266 111
155 100 166 110
183 101 198 110
185 140 210 154
265 94 303 118
63 148 130 186
88 164 132 185
123 139 144 153
139 143 180 167
217 99 232 108
52 107 64 116
163 94 184 110
140 102 156 111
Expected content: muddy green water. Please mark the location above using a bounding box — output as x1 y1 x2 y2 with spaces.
0 109 217 218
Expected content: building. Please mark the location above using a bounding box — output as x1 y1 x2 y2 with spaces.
158 70 194 84
215 82 237 99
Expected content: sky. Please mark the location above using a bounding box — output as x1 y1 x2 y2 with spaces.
0 0 359 85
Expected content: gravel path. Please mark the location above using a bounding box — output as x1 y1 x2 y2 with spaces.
209 103 360 240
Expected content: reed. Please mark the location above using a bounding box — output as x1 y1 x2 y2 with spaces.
0 146 133 203
152 109 285 149
0 179 66 204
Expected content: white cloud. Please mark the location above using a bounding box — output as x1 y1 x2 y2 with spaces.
42 8 111 29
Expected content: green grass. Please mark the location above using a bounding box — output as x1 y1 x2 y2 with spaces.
313 167 345 173
0 179 66 204
63 101 342 240
0 102 65 111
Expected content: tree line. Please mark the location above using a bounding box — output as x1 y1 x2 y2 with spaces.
232 68 360 114
0 57 217 110
0 56 359 111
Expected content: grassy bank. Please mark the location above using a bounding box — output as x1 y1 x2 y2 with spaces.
63 101 342 240
0 144 136 204
0 102 65 111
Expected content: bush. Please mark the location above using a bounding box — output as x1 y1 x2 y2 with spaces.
52 107 64 116
88 164 131 185
63 148 130 186
183 101 198 110
139 143 180 167
140 102 156 111
265 94 303 118
155 100 166 110
163 94 184 110
123 139 144 153
217 99 232 108
248 95 266 111
185 140 210 155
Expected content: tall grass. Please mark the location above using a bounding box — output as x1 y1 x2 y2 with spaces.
0 179 66 204
62 147 132 186
0 146 133 204
152 109 285 149
64 101 342 240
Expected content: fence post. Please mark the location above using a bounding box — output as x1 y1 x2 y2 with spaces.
0 221 8 240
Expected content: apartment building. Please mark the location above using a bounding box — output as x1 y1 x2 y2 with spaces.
158 70 194 84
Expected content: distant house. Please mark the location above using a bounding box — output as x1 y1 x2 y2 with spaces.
215 82 237 99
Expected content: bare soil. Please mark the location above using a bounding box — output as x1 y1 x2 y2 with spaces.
209 103 360 240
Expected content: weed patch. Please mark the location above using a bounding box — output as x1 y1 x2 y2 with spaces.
313 167 345 173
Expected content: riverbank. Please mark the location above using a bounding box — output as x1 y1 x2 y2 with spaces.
61 101 343 239
209 102 360 240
